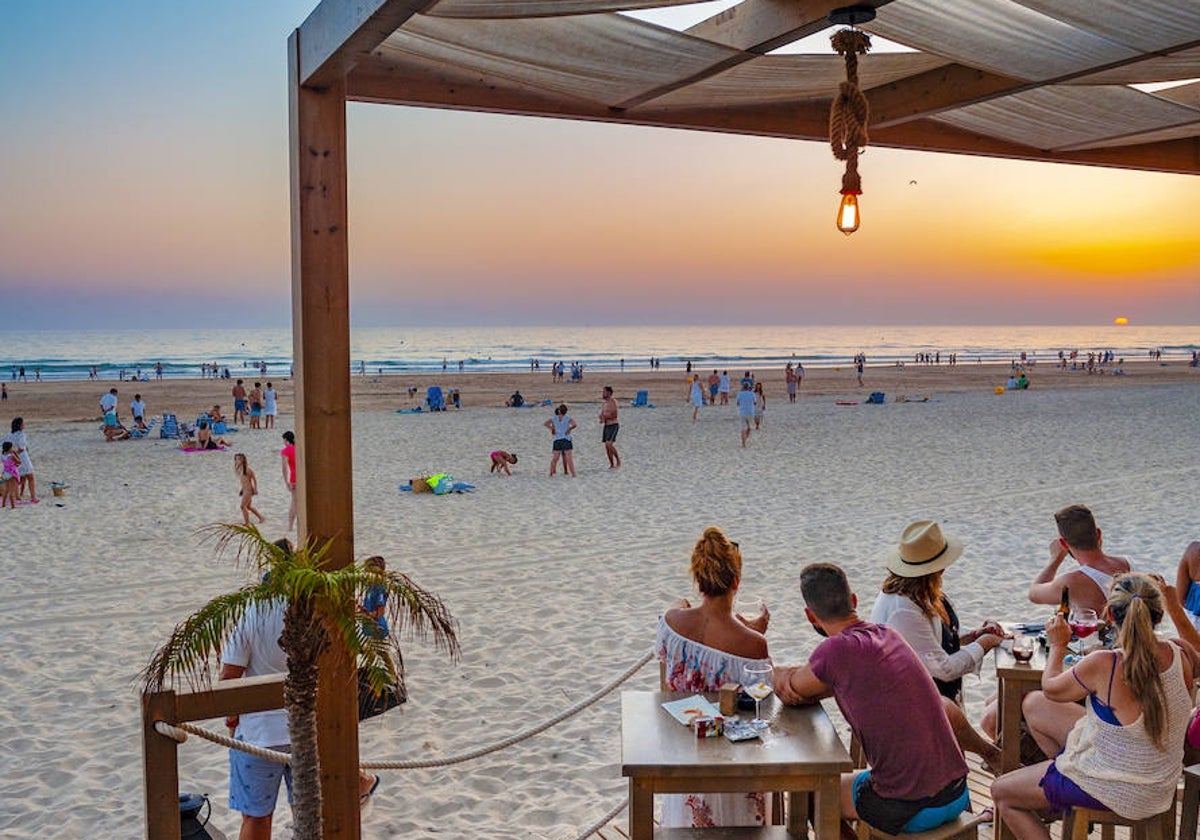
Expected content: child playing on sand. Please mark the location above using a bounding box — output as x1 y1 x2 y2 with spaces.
233 453 265 525
1 442 19 508
490 450 518 476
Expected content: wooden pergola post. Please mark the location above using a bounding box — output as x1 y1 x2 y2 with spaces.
288 29 360 839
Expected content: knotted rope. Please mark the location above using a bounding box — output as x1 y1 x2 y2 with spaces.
829 28 872 195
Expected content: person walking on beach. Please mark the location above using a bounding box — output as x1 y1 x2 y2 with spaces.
719 371 731 405
234 453 265 525
281 431 297 530
262 382 277 430
599 385 621 469
785 363 798 404
545 404 576 477
708 370 720 405
1028 504 1130 617
4 418 36 503
736 381 756 447
688 376 704 422
232 380 247 425
752 382 766 430
855 354 865 387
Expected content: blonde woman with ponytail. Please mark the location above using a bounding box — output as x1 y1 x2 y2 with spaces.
992 574 1194 840
655 527 770 828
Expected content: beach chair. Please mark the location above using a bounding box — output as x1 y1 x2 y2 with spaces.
630 390 653 407
426 386 446 412
160 413 182 439
128 418 158 439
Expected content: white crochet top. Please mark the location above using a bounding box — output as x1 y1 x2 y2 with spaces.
1054 645 1192 819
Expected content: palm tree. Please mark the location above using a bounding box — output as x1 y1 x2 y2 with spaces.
142 524 460 839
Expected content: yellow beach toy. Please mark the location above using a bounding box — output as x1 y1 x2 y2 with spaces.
994 386 1005 395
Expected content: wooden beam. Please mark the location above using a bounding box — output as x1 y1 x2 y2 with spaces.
871 119 1200 175
142 689 181 840
616 0 897 110
868 64 1028 129
298 0 437 87
685 0 894 54
289 30 361 840
171 674 286 723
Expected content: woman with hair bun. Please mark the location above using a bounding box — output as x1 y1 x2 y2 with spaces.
992 573 1195 839
655 526 770 828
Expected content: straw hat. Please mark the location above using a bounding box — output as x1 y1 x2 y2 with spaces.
885 520 963 578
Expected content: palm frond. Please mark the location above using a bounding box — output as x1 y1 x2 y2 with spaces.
141 586 271 692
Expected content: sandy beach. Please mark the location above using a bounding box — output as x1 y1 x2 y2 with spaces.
2 361 1199 838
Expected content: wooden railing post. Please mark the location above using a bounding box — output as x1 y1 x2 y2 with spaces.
142 688 182 840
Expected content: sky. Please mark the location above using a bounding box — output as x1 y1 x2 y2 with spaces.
1 1 1198 329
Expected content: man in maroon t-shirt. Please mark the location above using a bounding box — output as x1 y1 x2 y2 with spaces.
774 563 970 834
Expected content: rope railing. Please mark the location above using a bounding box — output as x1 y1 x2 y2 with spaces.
156 648 653 769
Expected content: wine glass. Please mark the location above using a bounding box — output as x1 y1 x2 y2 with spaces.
743 664 773 729
736 595 764 624
1069 608 1100 655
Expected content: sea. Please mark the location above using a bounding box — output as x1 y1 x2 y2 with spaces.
0 325 1195 381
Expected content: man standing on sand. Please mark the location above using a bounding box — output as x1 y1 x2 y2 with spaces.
1028 504 1130 616
599 386 621 469
221 595 291 840
773 563 971 835
736 380 756 447
232 379 247 425
719 371 731 404
708 370 720 406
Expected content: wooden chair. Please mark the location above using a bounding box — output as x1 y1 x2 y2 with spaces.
854 811 986 840
1061 805 1175 840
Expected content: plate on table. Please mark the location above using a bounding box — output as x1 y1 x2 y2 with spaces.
661 695 720 726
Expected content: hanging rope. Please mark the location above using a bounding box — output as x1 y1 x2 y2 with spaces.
829 28 872 194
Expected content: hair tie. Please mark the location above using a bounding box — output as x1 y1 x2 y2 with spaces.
1131 593 1142 600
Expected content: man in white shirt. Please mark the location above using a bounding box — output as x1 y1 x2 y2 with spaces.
221 599 291 840
99 388 128 441
130 394 147 430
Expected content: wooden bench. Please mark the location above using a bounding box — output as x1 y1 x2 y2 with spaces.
1061 806 1175 840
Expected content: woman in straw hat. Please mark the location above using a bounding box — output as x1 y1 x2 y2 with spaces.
656 526 770 828
992 574 1194 839
869 520 1005 772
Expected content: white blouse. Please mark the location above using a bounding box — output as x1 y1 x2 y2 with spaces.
869 592 986 682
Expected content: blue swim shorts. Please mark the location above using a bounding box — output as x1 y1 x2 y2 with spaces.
853 770 970 834
229 741 292 818
234 399 247 412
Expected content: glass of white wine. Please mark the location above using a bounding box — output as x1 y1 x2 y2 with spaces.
743 663 773 729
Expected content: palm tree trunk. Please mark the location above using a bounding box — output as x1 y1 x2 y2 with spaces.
282 598 329 840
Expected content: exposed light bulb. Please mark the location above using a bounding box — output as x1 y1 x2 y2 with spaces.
836 191 860 235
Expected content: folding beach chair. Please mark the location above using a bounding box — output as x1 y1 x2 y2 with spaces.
160 413 182 439
129 417 158 438
631 390 649 407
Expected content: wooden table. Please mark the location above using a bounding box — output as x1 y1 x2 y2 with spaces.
995 645 1046 840
620 690 853 839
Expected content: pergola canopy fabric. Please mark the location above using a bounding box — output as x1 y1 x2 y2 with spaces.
304 0 1200 175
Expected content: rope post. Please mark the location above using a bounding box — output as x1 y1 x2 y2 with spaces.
829 22 872 235
142 688 183 840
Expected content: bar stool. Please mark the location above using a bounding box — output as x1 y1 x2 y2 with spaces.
855 811 986 840
1061 805 1175 840
1179 764 1200 840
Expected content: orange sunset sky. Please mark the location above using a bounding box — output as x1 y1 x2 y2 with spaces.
1 1 1198 329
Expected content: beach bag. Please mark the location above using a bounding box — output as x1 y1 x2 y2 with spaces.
358 667 407 720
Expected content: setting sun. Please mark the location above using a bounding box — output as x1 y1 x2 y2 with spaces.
1114 317 1130 325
